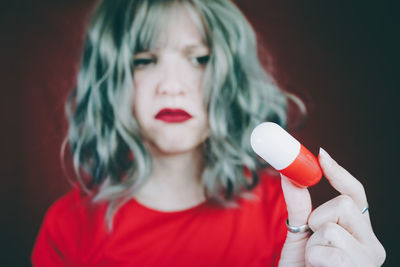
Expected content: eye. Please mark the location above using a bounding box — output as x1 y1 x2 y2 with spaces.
133 57 157 69
191 55 210 66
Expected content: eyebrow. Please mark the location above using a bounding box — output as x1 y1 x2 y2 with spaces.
150 42 209 53
181 43 209 53
134 43 209 56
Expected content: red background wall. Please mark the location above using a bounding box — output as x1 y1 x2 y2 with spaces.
1 0 398 266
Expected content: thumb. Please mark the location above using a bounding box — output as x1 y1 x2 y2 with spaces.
281 174 312 228
279 175 312 266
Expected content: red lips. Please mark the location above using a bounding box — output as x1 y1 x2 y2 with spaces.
155 108 192 123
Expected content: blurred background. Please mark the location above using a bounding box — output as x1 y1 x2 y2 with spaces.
1 0 398 266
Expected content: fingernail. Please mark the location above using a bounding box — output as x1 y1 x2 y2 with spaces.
319 147 330 161
319 148 340 172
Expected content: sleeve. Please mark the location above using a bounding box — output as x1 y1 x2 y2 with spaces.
31 209 67 266
260 169 288 267
31 190 81 267
270 187 288 266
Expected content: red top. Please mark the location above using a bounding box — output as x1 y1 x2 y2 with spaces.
32 171 288 267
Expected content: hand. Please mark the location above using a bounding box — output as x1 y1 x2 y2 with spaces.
278 148 386 267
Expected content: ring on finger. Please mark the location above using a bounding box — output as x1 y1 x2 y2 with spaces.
286 219 310 233
361 203 369 214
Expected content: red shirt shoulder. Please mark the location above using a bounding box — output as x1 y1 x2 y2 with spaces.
32 170 288 267
31 188 109 266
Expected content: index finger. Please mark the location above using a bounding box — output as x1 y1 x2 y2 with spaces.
318 148 368 211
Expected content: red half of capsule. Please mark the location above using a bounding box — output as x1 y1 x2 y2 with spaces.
279 144 322 187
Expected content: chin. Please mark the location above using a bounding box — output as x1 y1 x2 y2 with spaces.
154 141 199 155
143 125 209 155
148 133 206 155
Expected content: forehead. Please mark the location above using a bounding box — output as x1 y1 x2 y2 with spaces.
134 2 208 52
161 7 204 49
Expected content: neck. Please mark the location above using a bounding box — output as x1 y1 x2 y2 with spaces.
134 144 206 211
150 146 205 188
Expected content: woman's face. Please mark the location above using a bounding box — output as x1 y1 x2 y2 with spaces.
132 7 210 155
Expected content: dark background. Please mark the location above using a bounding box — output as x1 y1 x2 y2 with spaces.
1 0 398 266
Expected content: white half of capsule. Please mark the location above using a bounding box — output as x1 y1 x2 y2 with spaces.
250 122 301 170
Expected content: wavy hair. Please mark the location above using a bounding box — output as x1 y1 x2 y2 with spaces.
66 0 292 228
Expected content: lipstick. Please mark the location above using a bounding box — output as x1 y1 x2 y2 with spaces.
155 108 192 123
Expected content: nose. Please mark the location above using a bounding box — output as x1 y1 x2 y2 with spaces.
156 61 186 96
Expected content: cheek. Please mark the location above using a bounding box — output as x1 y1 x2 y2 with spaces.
130 86 140 118
131 95 146 129
132 74 151 115
132 90 150 121
192 70 205 90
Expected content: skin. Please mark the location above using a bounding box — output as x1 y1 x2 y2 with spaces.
131 3 386 266
279 148 386 266
131 6 209 211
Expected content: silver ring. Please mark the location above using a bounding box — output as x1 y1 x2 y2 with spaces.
361 204 369 214
286 219 310 233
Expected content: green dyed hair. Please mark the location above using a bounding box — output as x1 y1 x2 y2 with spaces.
66 0 290 227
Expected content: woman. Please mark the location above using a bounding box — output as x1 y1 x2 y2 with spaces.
32 0 385 266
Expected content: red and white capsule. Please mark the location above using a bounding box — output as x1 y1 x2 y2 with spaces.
250 122 322 187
